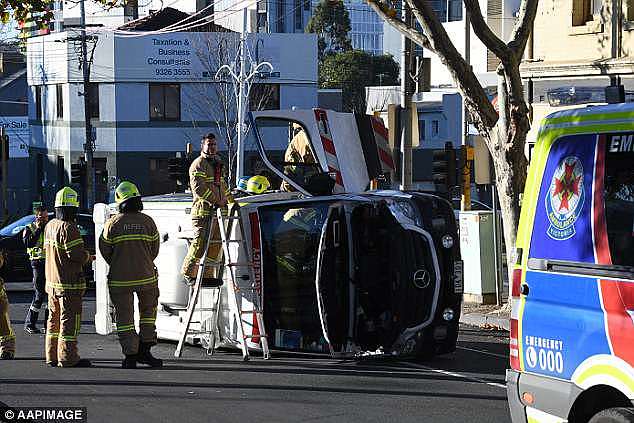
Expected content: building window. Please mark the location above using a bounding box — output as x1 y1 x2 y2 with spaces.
277 0 285 32
431 120 439 137
124 0 138 19
149 83 180 121
88 83 99 120
627 0 634 21
249 84 280 111
294 0 303 30
448 0 462 21
418 120 426 140
56 84 63 119
35 85 42 120
572 0 601 26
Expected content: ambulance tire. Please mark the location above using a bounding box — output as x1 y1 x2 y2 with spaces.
588 407 634 423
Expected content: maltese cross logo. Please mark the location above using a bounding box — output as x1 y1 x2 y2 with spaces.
546 156 585 241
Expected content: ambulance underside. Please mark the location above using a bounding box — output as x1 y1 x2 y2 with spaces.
95 191 460 358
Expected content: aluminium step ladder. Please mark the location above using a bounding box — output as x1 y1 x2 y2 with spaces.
174 205 270 361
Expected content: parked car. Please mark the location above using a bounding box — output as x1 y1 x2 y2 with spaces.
0 213 95 282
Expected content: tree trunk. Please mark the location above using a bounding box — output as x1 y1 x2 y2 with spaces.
489 115 529 295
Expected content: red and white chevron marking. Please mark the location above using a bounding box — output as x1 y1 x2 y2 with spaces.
370 116 395 173
314 108 345 193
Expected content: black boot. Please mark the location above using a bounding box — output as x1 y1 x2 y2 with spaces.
24 309 41 334
122 355 137 369
137 343 163 368
0 351 14 360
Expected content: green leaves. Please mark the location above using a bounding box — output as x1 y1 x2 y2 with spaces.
0 0 124 24
319 50 399 113
306 0 352 60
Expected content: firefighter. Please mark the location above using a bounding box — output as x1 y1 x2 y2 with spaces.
281 123 316 192
23 205 49 334
0 251 15 359
44 187 92 367
99 181 162 369
181 133 230 284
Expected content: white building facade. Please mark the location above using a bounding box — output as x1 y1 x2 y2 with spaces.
27 30 317 205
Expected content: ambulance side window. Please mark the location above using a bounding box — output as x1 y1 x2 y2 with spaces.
604 135 634 267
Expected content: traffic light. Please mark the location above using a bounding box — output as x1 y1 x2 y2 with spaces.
168 156 188 187
432 142 457 195
71 160 87 185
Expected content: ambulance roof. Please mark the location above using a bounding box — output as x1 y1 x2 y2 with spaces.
543 102 634 121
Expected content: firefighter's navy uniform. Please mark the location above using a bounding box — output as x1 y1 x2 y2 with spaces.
23 220 47 333
181 153 230 280
44 187 91 367
0 253 15 359
99 181 162 368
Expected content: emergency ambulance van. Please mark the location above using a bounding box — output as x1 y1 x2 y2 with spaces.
507 103 634 422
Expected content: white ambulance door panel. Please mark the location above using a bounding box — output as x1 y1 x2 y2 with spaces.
319 110 370 193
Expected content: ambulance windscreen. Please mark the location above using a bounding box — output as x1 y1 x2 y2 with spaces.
253 118 323 193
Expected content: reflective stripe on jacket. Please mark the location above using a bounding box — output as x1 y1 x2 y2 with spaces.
99 212 160 288
189 154 231 218
44 219 90 295
24 223 45 260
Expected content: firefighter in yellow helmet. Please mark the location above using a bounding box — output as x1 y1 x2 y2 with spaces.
281 122 317 192
44 187 92 367
181 133 232 284
99 181 162 368
0 251 15 359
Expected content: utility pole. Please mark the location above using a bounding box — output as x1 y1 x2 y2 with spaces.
236 7 248 181
216 8 272 184
400 2 413 190
80 0 94 209
461 7 471 211
1 127 7 220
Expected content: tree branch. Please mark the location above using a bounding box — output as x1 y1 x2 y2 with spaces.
507 0 539 59
405 0 498 130
365 0 436 53
463 0 510 59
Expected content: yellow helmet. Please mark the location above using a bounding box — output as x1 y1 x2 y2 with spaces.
246 175 270 195
55 187 79 208
115 181 141 204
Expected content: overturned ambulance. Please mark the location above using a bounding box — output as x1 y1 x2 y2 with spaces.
93 109 463 358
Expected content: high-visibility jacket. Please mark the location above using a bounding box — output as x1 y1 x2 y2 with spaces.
23 222 45 261
99 212 160 288
189 154 230 218
281 131 317 192
44 219 90 295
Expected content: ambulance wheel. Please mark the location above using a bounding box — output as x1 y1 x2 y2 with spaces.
588 407 634 423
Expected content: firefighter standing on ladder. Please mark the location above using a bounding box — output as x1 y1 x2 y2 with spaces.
181 132 230 285
99 181 162 369
44 187 92 368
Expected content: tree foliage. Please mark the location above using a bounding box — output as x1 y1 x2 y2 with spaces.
306 0 353 60
320 50 399 113
1 0 123 25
